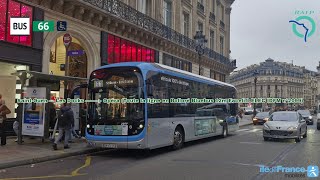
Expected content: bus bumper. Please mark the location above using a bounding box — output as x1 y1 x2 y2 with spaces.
87 138 146 149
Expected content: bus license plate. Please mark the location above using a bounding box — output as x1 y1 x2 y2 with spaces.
101 144 117 148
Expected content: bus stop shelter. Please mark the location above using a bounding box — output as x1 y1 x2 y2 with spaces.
11 70 88 144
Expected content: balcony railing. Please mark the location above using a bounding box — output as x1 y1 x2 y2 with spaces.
182 0 192 4
82 0 232 66
209 12 215 22
197 2 205 14
220 20 225 29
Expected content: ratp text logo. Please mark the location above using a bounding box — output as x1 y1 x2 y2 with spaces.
289 10 316 42
10 17 30 35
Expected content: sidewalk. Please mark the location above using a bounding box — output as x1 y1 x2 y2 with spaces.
0 118 253 170
0 137 101 170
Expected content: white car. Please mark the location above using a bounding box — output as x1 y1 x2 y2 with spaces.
263 111 307 142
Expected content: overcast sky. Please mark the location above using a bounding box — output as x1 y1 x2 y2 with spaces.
230 0 320 72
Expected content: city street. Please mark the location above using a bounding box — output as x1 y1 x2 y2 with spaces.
0 116 319 180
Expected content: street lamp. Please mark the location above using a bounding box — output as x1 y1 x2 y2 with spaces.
194 31 207 75
253 70 259 116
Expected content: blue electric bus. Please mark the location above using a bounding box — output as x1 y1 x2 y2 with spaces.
86 62 239 150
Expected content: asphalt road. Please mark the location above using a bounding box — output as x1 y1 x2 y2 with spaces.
0 120 319 180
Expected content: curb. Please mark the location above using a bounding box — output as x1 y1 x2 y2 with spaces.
0 147 105 170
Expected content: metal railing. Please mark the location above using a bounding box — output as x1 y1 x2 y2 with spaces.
220 20 225 29
197 2 205 14
82 0 233 67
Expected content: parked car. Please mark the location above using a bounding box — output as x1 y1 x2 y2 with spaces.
253 112 269 125
243 107 254 115
297 110 313 125
263 111 307 142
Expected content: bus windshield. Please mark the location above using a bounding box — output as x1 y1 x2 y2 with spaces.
88 68 144 123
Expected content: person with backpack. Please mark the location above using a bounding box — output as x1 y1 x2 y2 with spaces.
52 103 74 150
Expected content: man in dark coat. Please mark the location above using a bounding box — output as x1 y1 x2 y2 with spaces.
53 103 74 150
0 100 11 146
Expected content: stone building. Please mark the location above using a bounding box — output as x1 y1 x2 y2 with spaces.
18 0 236 81
230 58 318 109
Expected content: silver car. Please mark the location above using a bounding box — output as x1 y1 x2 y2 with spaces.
263 111 307 142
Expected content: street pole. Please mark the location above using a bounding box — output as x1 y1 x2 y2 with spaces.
198 54 201 75
253 77 257 116
64 46 69 99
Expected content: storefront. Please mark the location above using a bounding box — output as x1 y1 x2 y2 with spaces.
0 0 43 118
101 32 159 65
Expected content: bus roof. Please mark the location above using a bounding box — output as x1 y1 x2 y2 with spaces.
96 62 235 89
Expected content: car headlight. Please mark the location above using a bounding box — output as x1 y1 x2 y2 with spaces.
287 126 298 130
263 118 269 121
263 123 270 129
253 118 257 121
309 116 312 119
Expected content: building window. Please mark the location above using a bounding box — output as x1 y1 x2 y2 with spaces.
212 0 215 12
163 0 172 28
210 69 216 79
163 53 192 72
219 36 224 55
183 12 189 37
138 0 146 14
220 5 224 21
198 21 203 32
210 30 214 50
0 0 33 46
107 34 156 64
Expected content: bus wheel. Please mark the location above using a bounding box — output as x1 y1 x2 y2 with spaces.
221 125 228 138
173 127 184 150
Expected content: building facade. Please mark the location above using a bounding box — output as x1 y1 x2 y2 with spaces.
18 0 236 80
230 58 318 109
0 0 44 117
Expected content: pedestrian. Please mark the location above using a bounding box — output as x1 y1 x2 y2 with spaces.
52 103 74 150
69 116 81 143
0 99 11 146
48 102 56 130
13 102 23 142
80 103 87 137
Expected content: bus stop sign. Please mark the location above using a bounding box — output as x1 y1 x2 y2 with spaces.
63 33 72 47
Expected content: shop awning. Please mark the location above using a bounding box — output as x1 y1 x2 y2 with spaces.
11 70 88 82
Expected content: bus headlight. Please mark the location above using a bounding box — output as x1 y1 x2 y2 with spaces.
139 124 144 129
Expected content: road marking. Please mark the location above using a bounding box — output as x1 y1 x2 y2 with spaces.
0 156 92 180
232 162 264 167
236 129 250 132
71 156 91 176
308 129 315 134
239 142 262 145
0 175 77 180
250 129 261 132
